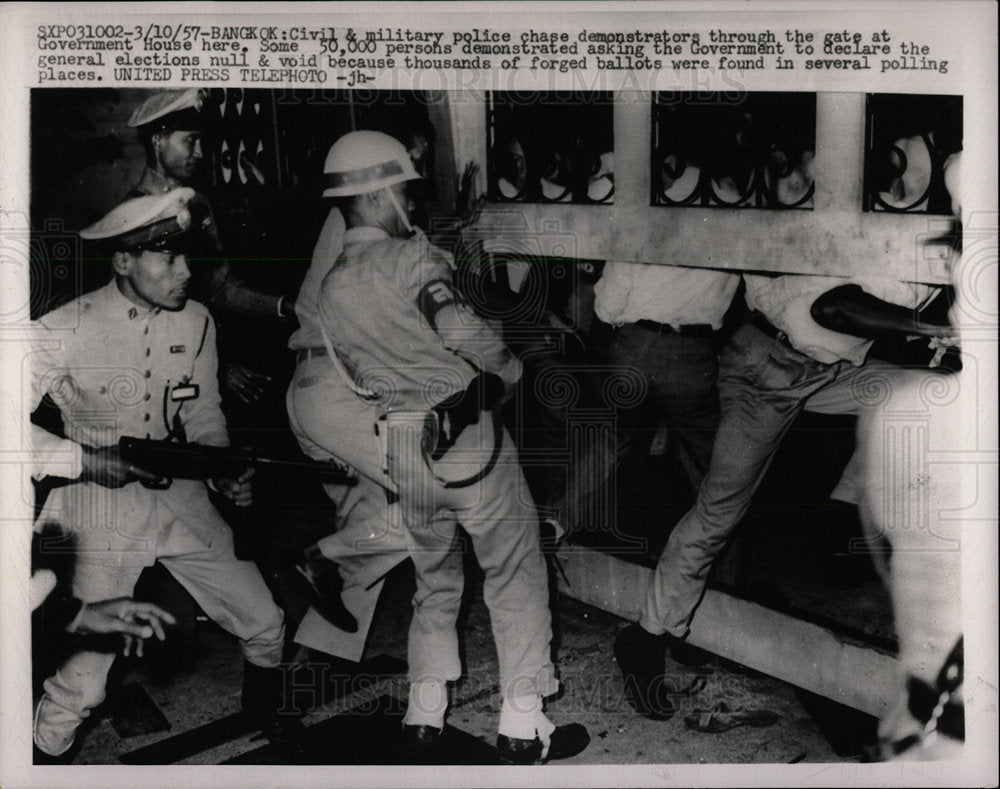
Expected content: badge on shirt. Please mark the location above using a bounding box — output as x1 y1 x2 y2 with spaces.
170 345 186 354
170 383 200 402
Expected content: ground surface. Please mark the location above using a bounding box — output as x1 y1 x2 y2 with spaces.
65 558 861 768
44 407 891 769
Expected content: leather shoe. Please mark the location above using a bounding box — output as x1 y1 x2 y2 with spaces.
33 744 74 765
399 724 442 764
295 547 358 633
614 623 679 720
669 638 714 668
261 712 309 763
496 722 590 764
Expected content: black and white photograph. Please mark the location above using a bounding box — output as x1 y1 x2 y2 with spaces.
1 3 997 788
488 90 615 203
652 91 817 208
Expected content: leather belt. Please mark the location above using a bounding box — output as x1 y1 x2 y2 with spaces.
634 319 714 337
297 347 328 362
750 314 791 346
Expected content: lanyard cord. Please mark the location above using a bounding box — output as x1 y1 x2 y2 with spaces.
433 404 504 489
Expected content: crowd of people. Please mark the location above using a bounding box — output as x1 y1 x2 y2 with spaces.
29 87 966 765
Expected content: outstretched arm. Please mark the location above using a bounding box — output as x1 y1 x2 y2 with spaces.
810 284 957 342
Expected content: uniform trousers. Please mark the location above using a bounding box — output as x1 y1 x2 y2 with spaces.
386 411 558 702
34 512 285 756
641 322 897 637
288 354 558 702
287 354 412 660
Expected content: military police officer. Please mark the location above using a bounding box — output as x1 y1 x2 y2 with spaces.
302 130 589 764
30 188 304 762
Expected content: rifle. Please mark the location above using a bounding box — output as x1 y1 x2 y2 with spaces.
118 437 356 488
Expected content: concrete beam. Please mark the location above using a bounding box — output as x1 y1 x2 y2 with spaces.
554 545 898 719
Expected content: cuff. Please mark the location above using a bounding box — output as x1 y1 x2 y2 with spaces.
498 695 557 742
402 679 448 729
33 439 84 482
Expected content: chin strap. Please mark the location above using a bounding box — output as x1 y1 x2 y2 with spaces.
384 186 414 234
318 322 380 402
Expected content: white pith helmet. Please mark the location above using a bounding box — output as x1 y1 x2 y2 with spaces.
322 130 422 198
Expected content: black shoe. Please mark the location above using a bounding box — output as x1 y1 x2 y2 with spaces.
261 711 309 763
399 724 442 764
295 547 358 633
613 624 678 720
242 660 309 763
33 744 74 765
669 639 714 668
496 723 590 764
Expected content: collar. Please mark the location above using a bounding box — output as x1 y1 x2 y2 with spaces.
343 226 394 245
135 167 180 195
104 280 162 321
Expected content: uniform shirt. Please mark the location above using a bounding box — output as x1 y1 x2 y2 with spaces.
594 262 739 330
290 217 442 351
745 273 935 366
31 281 229 560
289 208 346 351
31 280 228 478
318 226 522 412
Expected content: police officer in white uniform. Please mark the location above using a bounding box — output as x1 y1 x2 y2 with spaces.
288 140 490 661
287 196 409 646
296 130 589 763
31 189 304 762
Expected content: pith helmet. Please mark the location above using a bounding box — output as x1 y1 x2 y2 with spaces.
322 130 422 198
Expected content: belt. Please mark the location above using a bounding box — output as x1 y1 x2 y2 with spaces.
750 314 791 346
297 347 328 362
634 319 714 337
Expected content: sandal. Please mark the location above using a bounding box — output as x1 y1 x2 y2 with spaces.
683 702 779 733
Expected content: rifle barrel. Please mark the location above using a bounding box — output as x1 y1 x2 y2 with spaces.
118 438 355 483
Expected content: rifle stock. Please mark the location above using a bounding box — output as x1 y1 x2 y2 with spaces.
118 437 355 484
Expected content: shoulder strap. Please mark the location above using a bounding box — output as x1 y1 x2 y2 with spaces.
318 321 379 401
